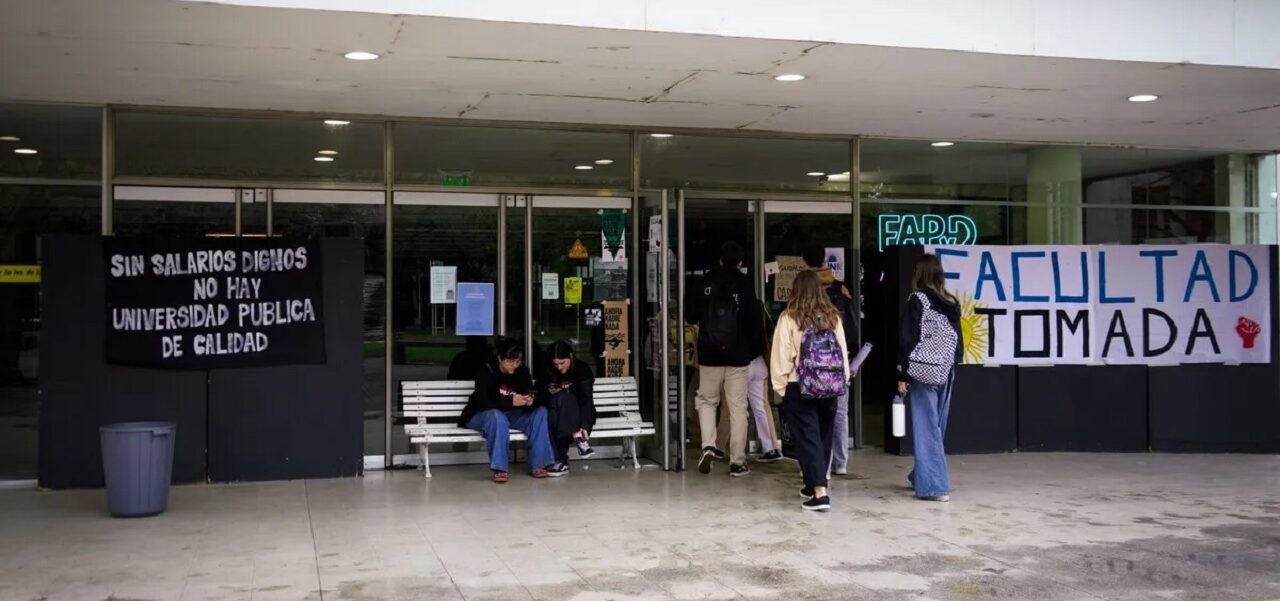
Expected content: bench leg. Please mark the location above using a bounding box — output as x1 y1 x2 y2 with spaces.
420 444 432 478
629 437 641 470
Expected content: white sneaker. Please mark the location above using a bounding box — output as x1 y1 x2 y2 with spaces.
834 464 848 476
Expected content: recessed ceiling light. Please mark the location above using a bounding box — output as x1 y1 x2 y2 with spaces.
317 149 338 156
14 148 37 155
343 51 380 61
807 171 825 177
595 159 614 165
314 156 335 162
0 136 19 142
324 119 350 126
1127 94 1159 102
649 133 673 138
574 165 594 171
774 74 806 82
931 141 955 147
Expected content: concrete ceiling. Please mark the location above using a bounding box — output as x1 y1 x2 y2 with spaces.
2 0 1279 152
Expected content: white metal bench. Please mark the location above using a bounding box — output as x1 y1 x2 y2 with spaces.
401 376 656 477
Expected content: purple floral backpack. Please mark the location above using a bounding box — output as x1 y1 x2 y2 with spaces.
797 327 848 399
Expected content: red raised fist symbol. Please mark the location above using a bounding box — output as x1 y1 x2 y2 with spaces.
1237 317 1261 349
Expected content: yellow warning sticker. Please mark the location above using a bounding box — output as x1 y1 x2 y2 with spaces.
0 265 40 283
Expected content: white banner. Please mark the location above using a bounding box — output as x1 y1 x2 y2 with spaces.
927 244 1271 365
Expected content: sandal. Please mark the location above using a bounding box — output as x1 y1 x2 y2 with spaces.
531 468 548 479
492 471 509 483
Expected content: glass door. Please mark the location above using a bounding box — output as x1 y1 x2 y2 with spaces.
639 191 678 469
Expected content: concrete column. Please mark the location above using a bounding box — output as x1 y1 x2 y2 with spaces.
1216 154 1249 243
1027 146 1083 244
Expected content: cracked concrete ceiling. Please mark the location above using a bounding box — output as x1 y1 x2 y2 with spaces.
2 0 1279 151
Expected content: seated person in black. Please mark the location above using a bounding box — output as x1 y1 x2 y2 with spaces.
457 337 556 483
538 340 597 476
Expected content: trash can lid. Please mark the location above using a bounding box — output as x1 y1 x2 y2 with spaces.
100 421 176 433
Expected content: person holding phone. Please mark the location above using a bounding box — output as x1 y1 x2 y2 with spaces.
459 337 556 483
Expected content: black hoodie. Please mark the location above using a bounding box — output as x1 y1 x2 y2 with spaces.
537 359 596 437
458 362 534 427
897 288 963 383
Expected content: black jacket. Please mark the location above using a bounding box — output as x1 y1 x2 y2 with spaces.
458 362 534 427
538 360 596 437
685 265 761 367
897 288 963 383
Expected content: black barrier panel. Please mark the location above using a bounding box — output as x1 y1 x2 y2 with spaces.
207 236 363 480
207 238 363 482
1149 247 1280 452
1018 365 1149 452
946 365 1018 453
39 235 207 488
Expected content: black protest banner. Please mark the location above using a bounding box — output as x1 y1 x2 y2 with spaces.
104 237 325 369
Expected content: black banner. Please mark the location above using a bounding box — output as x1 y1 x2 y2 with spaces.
104 237 325 369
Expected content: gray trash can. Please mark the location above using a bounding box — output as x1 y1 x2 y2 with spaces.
99 422 176 518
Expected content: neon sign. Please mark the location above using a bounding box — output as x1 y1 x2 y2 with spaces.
878 214 979 251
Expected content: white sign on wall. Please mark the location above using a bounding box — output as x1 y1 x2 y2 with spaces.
928 244 1271 366
824 247 846 282
429 266 457 304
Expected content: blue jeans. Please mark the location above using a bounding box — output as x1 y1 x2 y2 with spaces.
465 407 555 474
909 373 954 497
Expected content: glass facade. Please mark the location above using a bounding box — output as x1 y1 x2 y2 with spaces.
1 100 1276 478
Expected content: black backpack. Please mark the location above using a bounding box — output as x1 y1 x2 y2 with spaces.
701 279 741 349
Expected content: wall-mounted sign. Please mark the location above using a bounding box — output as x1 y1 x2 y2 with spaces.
601 209 627 263
568 239 589 261
824 247 845 282
429 266 457 304
455 282 495 336
0 264 40 284
104 238 325 369
603 299 629 377
880 214 979 251
930 244 1271 366
564 277 583 304
541 272 560 300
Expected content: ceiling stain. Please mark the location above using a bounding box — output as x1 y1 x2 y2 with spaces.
970 85 1060 92
456 92 491 118
641 71 701 103
1238 103 1280 115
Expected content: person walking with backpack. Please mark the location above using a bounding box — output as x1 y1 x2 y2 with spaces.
898 254 964 502
802 247 860 476
687 241 761 477
770 270 851 511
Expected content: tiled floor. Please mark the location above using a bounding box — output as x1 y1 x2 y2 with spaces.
2 450 1279 601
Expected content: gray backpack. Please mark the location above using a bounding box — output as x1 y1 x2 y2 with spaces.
906 292 958 386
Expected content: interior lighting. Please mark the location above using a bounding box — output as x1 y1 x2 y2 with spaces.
595 159 614 165
774 74 806 82
314 156 335 162
931 141 955 147
324 119 350 126
317 150 338 155
343 51 380 61
1127 94 1159 103
0 136 19 142
14 148 37 155
807 171 825 177
574 165 594 170
649 133 673 138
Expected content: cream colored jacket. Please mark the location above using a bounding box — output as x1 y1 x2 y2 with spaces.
769 312 850 398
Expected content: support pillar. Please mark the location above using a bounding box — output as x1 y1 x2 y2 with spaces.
1027 146 1083 244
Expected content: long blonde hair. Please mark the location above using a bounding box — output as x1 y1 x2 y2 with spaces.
785 270 841 331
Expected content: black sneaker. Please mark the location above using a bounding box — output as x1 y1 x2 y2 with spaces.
709 447 728 461
698 447 716 474
546 463 570 477
575 436 596 458
729 463 750 478
756 450 783 463
799 486 814 500
802 496 831 511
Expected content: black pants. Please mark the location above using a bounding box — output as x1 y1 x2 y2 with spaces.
554 436 574 464
784 383 836 488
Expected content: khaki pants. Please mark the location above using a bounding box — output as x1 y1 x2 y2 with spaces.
696 364 749 465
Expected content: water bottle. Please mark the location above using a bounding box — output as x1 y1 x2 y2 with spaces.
892 395 906 438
